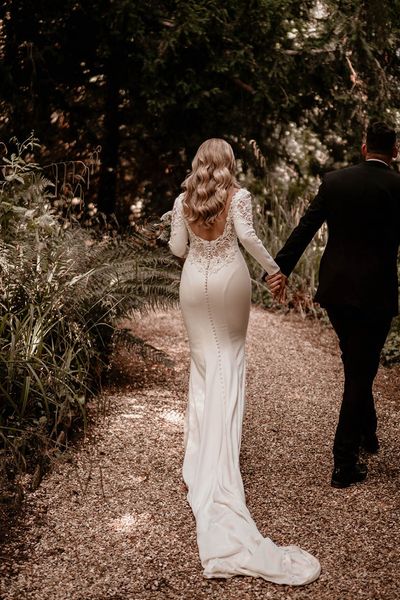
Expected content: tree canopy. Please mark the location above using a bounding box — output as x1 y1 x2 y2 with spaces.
1 0 399 216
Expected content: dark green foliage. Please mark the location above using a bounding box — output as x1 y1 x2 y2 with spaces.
382 257 400 364
382 317 400 365
0 138 179 481
1 1 399 216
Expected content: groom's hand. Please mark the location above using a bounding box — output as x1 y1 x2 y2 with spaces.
265 271 287 302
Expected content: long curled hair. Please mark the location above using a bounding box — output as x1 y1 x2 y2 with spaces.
182 138 238 228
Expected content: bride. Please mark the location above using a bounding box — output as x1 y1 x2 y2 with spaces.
168 138 321 585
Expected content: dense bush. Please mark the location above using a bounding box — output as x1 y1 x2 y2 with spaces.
240 133 327 316
250 187 327 317
382 317 400 365
0 138 179 497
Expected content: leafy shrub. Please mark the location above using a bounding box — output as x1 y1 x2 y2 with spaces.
382 318 400 365
241 164 327 318
0 138 179 494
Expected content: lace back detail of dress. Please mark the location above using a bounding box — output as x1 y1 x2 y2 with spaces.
182 190 247 275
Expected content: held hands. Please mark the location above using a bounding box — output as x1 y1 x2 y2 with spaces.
265 271 287 303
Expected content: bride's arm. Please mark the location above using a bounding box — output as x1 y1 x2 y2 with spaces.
232 189 280 275
168 195 189 258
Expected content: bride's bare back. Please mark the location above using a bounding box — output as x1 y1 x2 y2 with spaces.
187 186 240 241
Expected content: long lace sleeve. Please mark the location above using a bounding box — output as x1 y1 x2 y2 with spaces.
168 194 189 258
232 189 280 275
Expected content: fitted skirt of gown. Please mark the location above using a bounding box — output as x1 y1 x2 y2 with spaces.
179 251 321 585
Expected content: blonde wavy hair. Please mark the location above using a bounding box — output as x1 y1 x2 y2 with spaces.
182 138 238 228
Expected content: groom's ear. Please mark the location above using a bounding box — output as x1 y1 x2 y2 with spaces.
392 144 398 159
361 143 368 158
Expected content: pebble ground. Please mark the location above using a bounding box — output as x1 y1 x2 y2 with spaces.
1 307 399 600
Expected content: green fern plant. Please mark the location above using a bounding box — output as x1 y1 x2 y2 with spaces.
0 137 180 492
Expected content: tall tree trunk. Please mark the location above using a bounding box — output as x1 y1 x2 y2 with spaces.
2 0 25 139
3 0 49 141
97 50 120 214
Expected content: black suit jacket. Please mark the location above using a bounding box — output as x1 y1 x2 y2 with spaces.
274 160 400 315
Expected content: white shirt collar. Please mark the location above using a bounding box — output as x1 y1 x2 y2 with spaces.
366 158 389 166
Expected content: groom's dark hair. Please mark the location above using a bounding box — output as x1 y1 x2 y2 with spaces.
366 121 397 154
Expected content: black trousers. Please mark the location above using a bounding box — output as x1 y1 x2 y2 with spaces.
326 305 393 468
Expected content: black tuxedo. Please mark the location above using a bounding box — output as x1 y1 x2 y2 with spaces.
275 160 400 315
274 160 400 468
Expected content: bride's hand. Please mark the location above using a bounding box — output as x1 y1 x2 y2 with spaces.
277 279 287 303
266 271 287 302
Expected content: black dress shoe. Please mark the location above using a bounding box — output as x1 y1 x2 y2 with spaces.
331 463 368 489
360 433 379 454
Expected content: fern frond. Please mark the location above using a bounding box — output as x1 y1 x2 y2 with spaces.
113 328 174 367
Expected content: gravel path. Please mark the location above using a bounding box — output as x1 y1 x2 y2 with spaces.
1 307 399 600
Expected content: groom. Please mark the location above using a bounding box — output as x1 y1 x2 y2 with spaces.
266 121 400 488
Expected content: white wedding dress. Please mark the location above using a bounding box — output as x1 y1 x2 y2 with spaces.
168 187 321 585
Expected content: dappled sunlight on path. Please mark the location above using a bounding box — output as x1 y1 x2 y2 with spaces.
1 308 399 600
